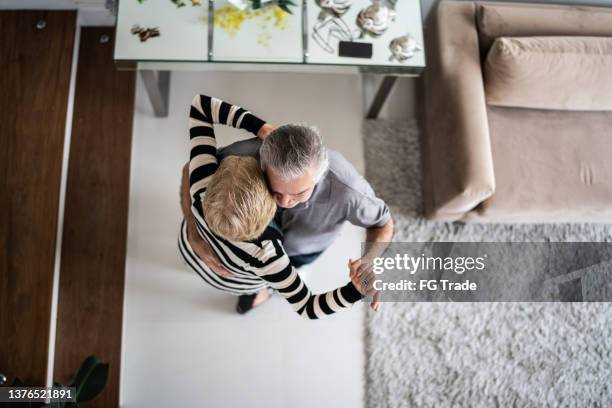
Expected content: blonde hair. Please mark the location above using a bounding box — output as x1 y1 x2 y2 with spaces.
203 156 276 241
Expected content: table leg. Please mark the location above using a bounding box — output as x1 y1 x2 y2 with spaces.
365 75 398 119
140 70 171 117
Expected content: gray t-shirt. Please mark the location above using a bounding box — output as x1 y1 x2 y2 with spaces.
218 138 390 256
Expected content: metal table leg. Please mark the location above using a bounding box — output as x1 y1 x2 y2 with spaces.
140 70 171 117
365 75 398 119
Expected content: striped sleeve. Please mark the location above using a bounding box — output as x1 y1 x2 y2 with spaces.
254 242 363 319
188 94 266 214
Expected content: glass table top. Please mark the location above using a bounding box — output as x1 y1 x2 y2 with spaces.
114 0 425 71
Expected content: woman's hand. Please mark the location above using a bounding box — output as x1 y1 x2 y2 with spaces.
257 123 276 140
348 258 381 311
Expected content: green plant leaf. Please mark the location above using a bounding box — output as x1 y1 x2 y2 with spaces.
76 363 108 402
70 355 109 403
278 4 293 14
69 356 96 387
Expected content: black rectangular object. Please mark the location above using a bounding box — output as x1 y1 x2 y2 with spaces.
338 41 373 59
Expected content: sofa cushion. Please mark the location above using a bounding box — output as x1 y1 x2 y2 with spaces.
484 36 612 111
466 106 612 222
476 2 612 51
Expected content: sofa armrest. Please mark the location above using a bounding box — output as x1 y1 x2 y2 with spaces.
421 0 496 219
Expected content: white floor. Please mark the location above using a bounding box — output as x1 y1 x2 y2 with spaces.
120 70 412 408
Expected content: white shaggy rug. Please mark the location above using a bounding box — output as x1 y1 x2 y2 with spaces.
362 119 612 408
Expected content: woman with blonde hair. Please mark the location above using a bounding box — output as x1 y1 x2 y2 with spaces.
178 94 374 317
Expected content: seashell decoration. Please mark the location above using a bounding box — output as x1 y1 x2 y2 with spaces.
356 0 396 37
389 34 422 62
316 0 353 16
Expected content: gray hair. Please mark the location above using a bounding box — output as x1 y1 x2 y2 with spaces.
259 124 329 182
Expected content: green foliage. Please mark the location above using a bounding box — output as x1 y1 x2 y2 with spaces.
70 356 109 403
6 355 111 408
277 0 297 14
252 0 297 13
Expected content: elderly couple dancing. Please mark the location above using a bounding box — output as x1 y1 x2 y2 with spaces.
178 94 393 319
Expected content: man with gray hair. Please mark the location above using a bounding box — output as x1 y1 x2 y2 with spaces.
183 121 393 311
218 123 393 268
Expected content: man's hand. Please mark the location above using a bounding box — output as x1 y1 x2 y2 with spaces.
186 222 234 278
349 255 373 279
257 123 276 140
349 258 380 311
354 218 393 312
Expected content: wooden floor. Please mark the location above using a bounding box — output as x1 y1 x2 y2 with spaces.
0 10 76 386
0 14 134 407
53 27 135 407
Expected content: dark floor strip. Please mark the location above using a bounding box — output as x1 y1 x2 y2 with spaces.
0 10 76 386
53 27 135 408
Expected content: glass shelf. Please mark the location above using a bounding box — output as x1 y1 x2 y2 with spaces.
212 0 304 63
114 0 425 71
114 0 209 61
305 0 425 68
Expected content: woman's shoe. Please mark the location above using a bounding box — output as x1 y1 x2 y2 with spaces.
236 288 272 314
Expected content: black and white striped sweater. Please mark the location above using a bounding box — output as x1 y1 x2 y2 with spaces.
179 94 362 319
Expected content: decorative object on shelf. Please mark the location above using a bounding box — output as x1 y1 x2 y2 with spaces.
136 0 201 8
338 40 373 58
131 24 161 42
251 0 297 14
316 0 353 17
356 0 396 37
213 5 290 47
132 0 296 20
312 15 357 53
312 0 360 54
389 33 421 62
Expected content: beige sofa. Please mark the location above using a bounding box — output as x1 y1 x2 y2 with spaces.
422 0 612 222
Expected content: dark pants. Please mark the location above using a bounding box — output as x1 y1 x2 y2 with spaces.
289 251 324 268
